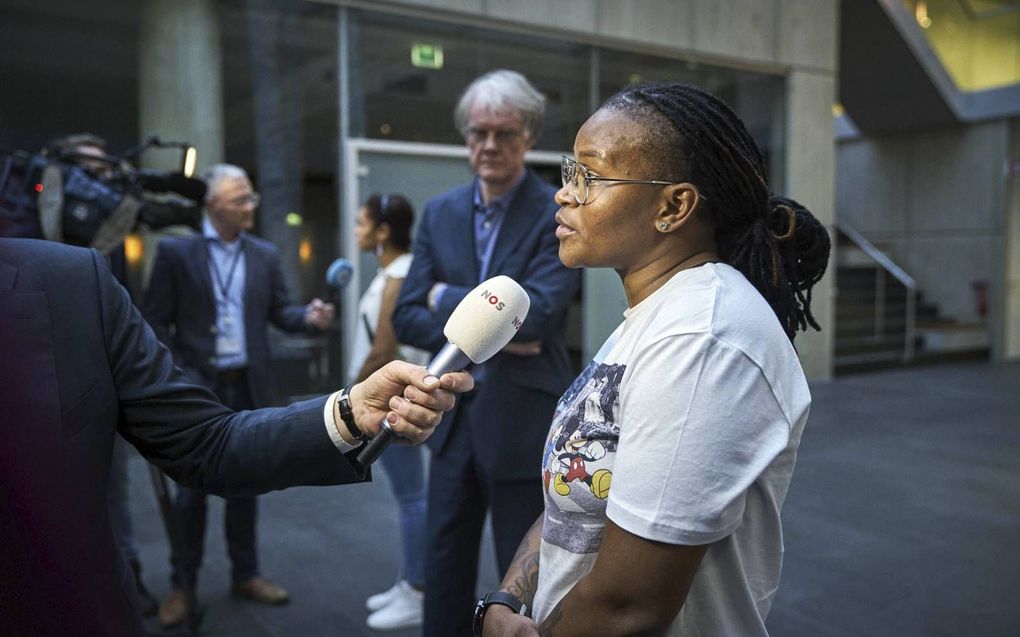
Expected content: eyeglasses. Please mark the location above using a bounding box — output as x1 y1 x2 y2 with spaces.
465 126 525 146
227 192 261 207
561 155 678 205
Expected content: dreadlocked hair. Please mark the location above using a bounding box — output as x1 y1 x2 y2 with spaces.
603 82 830 341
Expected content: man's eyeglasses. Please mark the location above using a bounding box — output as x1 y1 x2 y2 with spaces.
561 155 678 205
465 127 524 146
227 192 261 207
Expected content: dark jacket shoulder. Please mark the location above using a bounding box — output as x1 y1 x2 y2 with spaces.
426 181 474 210
243 233 278 254
0 238 95 288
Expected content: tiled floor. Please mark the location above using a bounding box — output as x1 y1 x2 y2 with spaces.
126 361 1020 636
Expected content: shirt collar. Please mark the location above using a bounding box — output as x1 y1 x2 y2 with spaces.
473 170 528 215
203 216 244 247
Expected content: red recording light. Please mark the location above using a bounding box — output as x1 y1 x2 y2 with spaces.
34 183 44 193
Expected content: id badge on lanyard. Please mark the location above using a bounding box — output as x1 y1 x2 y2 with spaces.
211 242 244 357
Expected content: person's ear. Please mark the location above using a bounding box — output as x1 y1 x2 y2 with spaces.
375 222 391 244
522 131 537 152
655 183 703 233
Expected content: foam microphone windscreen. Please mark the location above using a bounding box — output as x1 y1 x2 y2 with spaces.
443 275 530 363
326 258 354 289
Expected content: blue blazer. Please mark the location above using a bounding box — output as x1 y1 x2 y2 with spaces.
0 239 361 637
142 233 312 408
392 170 580 480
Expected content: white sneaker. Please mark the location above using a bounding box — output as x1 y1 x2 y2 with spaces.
365 580 404 611
366 581 424 631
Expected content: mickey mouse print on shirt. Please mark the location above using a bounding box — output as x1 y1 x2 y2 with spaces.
541 360 625 555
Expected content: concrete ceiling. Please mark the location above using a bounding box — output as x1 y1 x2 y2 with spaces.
839 0 958 135
840 0 1020 135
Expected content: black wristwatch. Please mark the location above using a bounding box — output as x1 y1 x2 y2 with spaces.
473 591 527 636
337 385 370 442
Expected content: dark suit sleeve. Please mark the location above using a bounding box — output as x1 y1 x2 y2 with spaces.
266 246 313 334
96 250 361 494
428 193 580 344
392 202 448 352
508 210 580 343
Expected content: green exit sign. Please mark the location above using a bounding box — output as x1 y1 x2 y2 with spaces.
411 43 444 69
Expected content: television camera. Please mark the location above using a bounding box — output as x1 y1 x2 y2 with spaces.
0 135 206 253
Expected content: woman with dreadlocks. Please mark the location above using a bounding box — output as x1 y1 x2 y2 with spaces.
475 82 830 637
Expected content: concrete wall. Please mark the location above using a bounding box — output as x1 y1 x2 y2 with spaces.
836 121 1010 333
787 70 836 379
356 0 840 378
371 0 838 73
139 0 224 171
1004 120 1020 359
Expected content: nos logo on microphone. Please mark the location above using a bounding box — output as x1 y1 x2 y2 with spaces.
481 289 523 331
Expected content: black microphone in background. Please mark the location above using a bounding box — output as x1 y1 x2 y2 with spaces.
354 275 531 467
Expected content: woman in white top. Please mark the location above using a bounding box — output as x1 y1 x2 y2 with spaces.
348 193 431 632
477 83 831 637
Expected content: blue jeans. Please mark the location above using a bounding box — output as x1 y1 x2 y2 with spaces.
379 443 427 589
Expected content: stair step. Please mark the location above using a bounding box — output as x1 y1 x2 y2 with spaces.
836 293 908 303
837 320 907 332
833 243 927 373
837 279 909 291
836 336 909 354
916 324 989 353
836 288 908 298
836 306 908 319
834 350 905 367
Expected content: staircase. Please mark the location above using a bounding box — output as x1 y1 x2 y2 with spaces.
835 227 915 373
834 223 989 374
836 264 913 371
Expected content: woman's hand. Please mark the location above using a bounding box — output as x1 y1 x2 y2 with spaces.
483 605 540 637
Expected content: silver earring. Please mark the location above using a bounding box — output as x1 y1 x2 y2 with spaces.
659 222 669 231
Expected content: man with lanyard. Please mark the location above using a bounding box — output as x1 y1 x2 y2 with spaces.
392 70 580 637
142 163 334 628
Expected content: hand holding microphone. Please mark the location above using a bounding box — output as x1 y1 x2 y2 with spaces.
345 361 475 445
355 275 531 466
304 298 335 329
305 258 353 329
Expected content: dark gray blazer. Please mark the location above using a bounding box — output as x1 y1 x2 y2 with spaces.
0 238 360 637
142 232 313 407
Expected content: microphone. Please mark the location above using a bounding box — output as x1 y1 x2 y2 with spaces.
325 258 354 307
326 258 354 289
355 275 530 467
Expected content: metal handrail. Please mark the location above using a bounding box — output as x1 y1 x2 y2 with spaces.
837 221 917 362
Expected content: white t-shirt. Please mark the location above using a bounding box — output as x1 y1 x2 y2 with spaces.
347 253 430 383
532 263 811 636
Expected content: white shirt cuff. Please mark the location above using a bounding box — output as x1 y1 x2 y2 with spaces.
427 283 448 312
323 390 358 453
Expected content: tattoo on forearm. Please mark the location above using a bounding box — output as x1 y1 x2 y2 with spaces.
502 517 544 606
506 553 540 603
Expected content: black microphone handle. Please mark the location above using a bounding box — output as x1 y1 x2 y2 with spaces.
326 285 340 309
355 343 472 466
